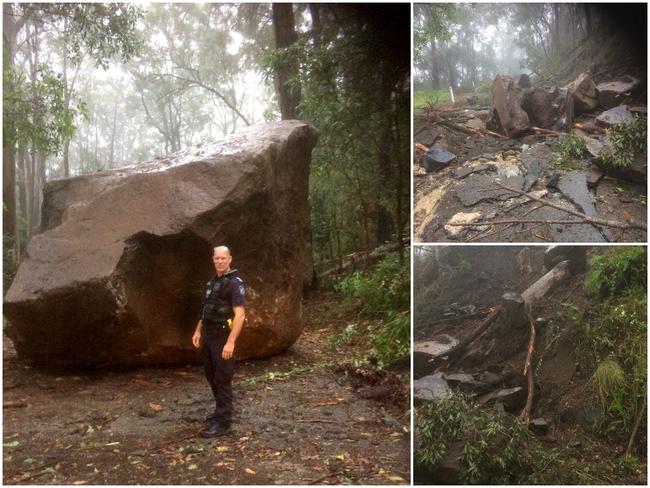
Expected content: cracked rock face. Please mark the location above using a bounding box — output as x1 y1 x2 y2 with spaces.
4 121 319 366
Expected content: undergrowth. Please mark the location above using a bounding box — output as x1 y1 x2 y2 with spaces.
551 134 588 170
416 394 545 484
581 247 647 445
332 251 409 368
596 115 647 168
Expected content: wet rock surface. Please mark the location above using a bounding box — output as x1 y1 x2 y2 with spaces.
596 105 634 127
4 121 319 366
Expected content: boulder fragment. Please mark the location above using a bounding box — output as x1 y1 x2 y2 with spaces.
596 76 641 110
596 105 634 127
565 73 598 112
491 74 530 137
421 145 455 172
4 121 319 366
544 245 587 274
521 86 564 128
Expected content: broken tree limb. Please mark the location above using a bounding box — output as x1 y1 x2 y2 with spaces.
531 126 561 136
493 180 647 231
446 218 644 231
521 308 537 424
414 141 429 153
521 260 571 306
478 127 508 139
431 306 502 360
439 120 508 139
625 392 646 457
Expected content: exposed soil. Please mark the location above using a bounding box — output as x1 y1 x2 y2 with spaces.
414 246 646 484
3 290 409 485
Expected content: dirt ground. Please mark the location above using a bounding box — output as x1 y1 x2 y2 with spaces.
3 291 410 485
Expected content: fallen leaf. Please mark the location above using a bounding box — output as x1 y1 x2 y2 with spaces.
188 464 198 471
72 481 87 485
148 403 162 412
245 467 256 475
105 442 120 446
387 475 405 482
4 441 19 448
334 453 345 461
215 446 229 453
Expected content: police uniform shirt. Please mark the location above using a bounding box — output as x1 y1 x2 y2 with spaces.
199 271 246 323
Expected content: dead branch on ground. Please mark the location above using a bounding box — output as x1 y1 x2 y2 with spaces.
531 126 561 136
520 308 537 424
431 306 502 360
625 393 646 457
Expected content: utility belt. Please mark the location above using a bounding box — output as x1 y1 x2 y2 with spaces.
203 318 232 334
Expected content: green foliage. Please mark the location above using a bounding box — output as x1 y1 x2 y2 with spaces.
262 7 410 262
550 134 588 170
413 88 450 109
416 394 545 483
41 4 144 69
581 247 647 443
328 323 359 349
3 233 17 295
335 252 410 367
596 116 647 169
585 247 646 297
3 64 83 155
591 359 626 406
413 4 457 58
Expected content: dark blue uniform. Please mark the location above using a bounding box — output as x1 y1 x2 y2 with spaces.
199 269 245 427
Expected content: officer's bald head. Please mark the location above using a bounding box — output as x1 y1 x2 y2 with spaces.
214 246 231 257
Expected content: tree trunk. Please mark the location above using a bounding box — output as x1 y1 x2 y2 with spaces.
429 38 439 88
272 3 301 119
16 148 28 254
2 3 24 247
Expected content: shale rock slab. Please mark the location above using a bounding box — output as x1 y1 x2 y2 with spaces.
4 121 319 366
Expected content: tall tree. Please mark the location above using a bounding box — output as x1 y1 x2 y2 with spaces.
271 3 300 119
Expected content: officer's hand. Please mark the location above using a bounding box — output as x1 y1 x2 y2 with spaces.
222 340 235 360
192 330 201 349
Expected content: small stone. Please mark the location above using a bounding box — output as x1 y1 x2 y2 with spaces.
444 211 484 238
529 417 549 435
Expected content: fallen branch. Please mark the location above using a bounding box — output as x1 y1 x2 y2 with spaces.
521 308 537 424
439 120 507 139
478 127 508 139
3 400 28 408
493 181 647 231
574 122 606 134
432 306 502 360
531 126 561 136
414 141 429 153
625 393 646 457
447 218 642 230
418 309 491 328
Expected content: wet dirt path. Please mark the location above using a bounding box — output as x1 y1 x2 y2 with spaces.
3 292 409 485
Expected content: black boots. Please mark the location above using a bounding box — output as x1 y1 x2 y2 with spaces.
199 421 231 438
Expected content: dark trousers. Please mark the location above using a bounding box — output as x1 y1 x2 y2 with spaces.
201 327 235 425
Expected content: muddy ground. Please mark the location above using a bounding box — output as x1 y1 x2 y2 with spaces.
3 290 410 485
413 247 647 484
413 103 647 243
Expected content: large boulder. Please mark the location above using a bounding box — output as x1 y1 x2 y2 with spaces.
521 86 564 129
491 75 530 137
4 121 319 366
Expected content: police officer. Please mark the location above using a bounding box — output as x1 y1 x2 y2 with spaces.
192 246 245 437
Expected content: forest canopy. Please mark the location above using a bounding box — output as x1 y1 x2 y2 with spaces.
413 3 647 92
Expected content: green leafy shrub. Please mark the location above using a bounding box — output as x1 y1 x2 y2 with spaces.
551 134 588 170
585 247 646 297
581 247 647 444
335 251 409 367
596 115 647 168
416 394 545 483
